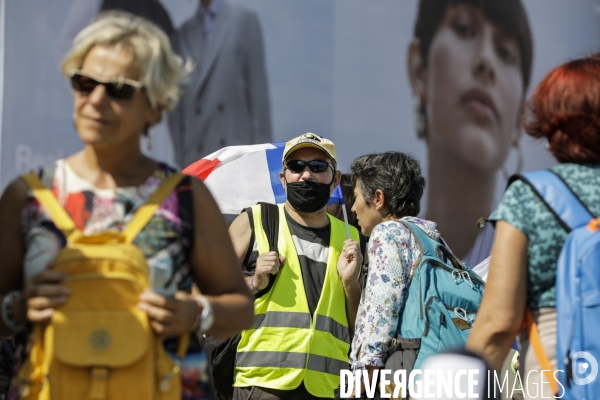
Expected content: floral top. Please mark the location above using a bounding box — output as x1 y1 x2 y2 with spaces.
21 159 195 294
349 217 441 369
490 163 600 310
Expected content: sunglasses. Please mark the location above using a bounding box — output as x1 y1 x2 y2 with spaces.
68 69 145 101
285 159 333 174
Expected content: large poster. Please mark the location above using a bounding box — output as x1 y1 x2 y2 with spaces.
1 0 599 264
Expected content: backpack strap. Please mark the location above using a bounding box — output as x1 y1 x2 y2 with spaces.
21 173 80 240
259 202 280 252
525 307 559 396
122 172 186 243
511 170 595 232
398 220 467 272
254 202 280 295
121 172 189 358
397 220 438 258
1 339 15 361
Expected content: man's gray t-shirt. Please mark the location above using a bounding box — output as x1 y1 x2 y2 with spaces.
243 207 331 316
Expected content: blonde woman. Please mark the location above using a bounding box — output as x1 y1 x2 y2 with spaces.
0 11 253 398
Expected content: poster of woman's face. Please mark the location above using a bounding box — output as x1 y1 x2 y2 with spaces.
1 0 599 263
406 0 533 260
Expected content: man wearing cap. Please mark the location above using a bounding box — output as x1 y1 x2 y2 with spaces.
229 133 363 400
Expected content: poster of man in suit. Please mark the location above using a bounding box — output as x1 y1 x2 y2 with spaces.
168 0 272 167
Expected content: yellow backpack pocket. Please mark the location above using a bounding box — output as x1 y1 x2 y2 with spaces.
47 309 154 399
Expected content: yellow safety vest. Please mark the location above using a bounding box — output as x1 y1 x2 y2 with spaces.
234 204 360 398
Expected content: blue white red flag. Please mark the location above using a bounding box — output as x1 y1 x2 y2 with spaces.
183 142 344 214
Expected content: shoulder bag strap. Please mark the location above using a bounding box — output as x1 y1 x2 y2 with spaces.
525 307 558 396
511 170 595 232
21 173 80 240
122 172 186 243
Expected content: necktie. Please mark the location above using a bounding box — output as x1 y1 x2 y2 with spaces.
201 9 213 39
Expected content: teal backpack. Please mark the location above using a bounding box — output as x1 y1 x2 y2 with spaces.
384 221 485 373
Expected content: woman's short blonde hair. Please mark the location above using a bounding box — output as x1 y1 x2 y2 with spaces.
61 11 191 111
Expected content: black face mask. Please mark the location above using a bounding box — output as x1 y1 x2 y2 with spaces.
286 180 332 213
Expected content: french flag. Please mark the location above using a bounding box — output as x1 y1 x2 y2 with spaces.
183 142 344 215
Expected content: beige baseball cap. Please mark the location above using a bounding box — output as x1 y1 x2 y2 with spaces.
282 133 337 165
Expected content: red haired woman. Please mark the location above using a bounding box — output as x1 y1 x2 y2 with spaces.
467 55 600 397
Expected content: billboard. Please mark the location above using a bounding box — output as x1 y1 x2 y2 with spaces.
0 0 598 264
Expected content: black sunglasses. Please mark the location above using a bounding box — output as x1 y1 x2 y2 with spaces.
68 69 145 101
285 159 333 174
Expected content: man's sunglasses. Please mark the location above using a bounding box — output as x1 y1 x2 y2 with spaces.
285 159 333 174
68 69 145 101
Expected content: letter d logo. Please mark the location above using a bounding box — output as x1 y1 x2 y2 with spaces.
572 352 598 386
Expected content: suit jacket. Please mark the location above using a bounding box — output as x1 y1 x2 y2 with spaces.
168 0 272 168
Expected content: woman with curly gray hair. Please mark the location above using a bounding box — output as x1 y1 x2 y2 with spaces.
347 151 460 394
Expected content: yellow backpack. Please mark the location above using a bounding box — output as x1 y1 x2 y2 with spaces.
18 172 189 400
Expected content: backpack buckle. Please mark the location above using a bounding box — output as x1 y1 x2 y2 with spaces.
90 367 109 379
451 270 462 284
461 271 475 289
453 307 473 325
89 367 110 400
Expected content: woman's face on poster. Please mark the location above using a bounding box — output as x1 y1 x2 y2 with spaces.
412 4 525 172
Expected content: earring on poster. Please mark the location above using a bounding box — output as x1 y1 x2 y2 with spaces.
502 141 524 180
413 94 427 140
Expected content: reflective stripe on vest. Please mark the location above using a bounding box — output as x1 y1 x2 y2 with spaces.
315 314 351 345
234 204 360 398
252 312 350 344
236 352 349 376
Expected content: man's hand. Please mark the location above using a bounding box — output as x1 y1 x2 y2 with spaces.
337 239 362 286
337 240 363 336
252 251 286 290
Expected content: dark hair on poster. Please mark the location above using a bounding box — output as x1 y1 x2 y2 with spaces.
414 0 533 88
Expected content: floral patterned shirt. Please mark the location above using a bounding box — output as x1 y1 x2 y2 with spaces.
350 217 441 369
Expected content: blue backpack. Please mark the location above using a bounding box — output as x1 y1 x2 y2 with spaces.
384 221 485 374
514 170 600 399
